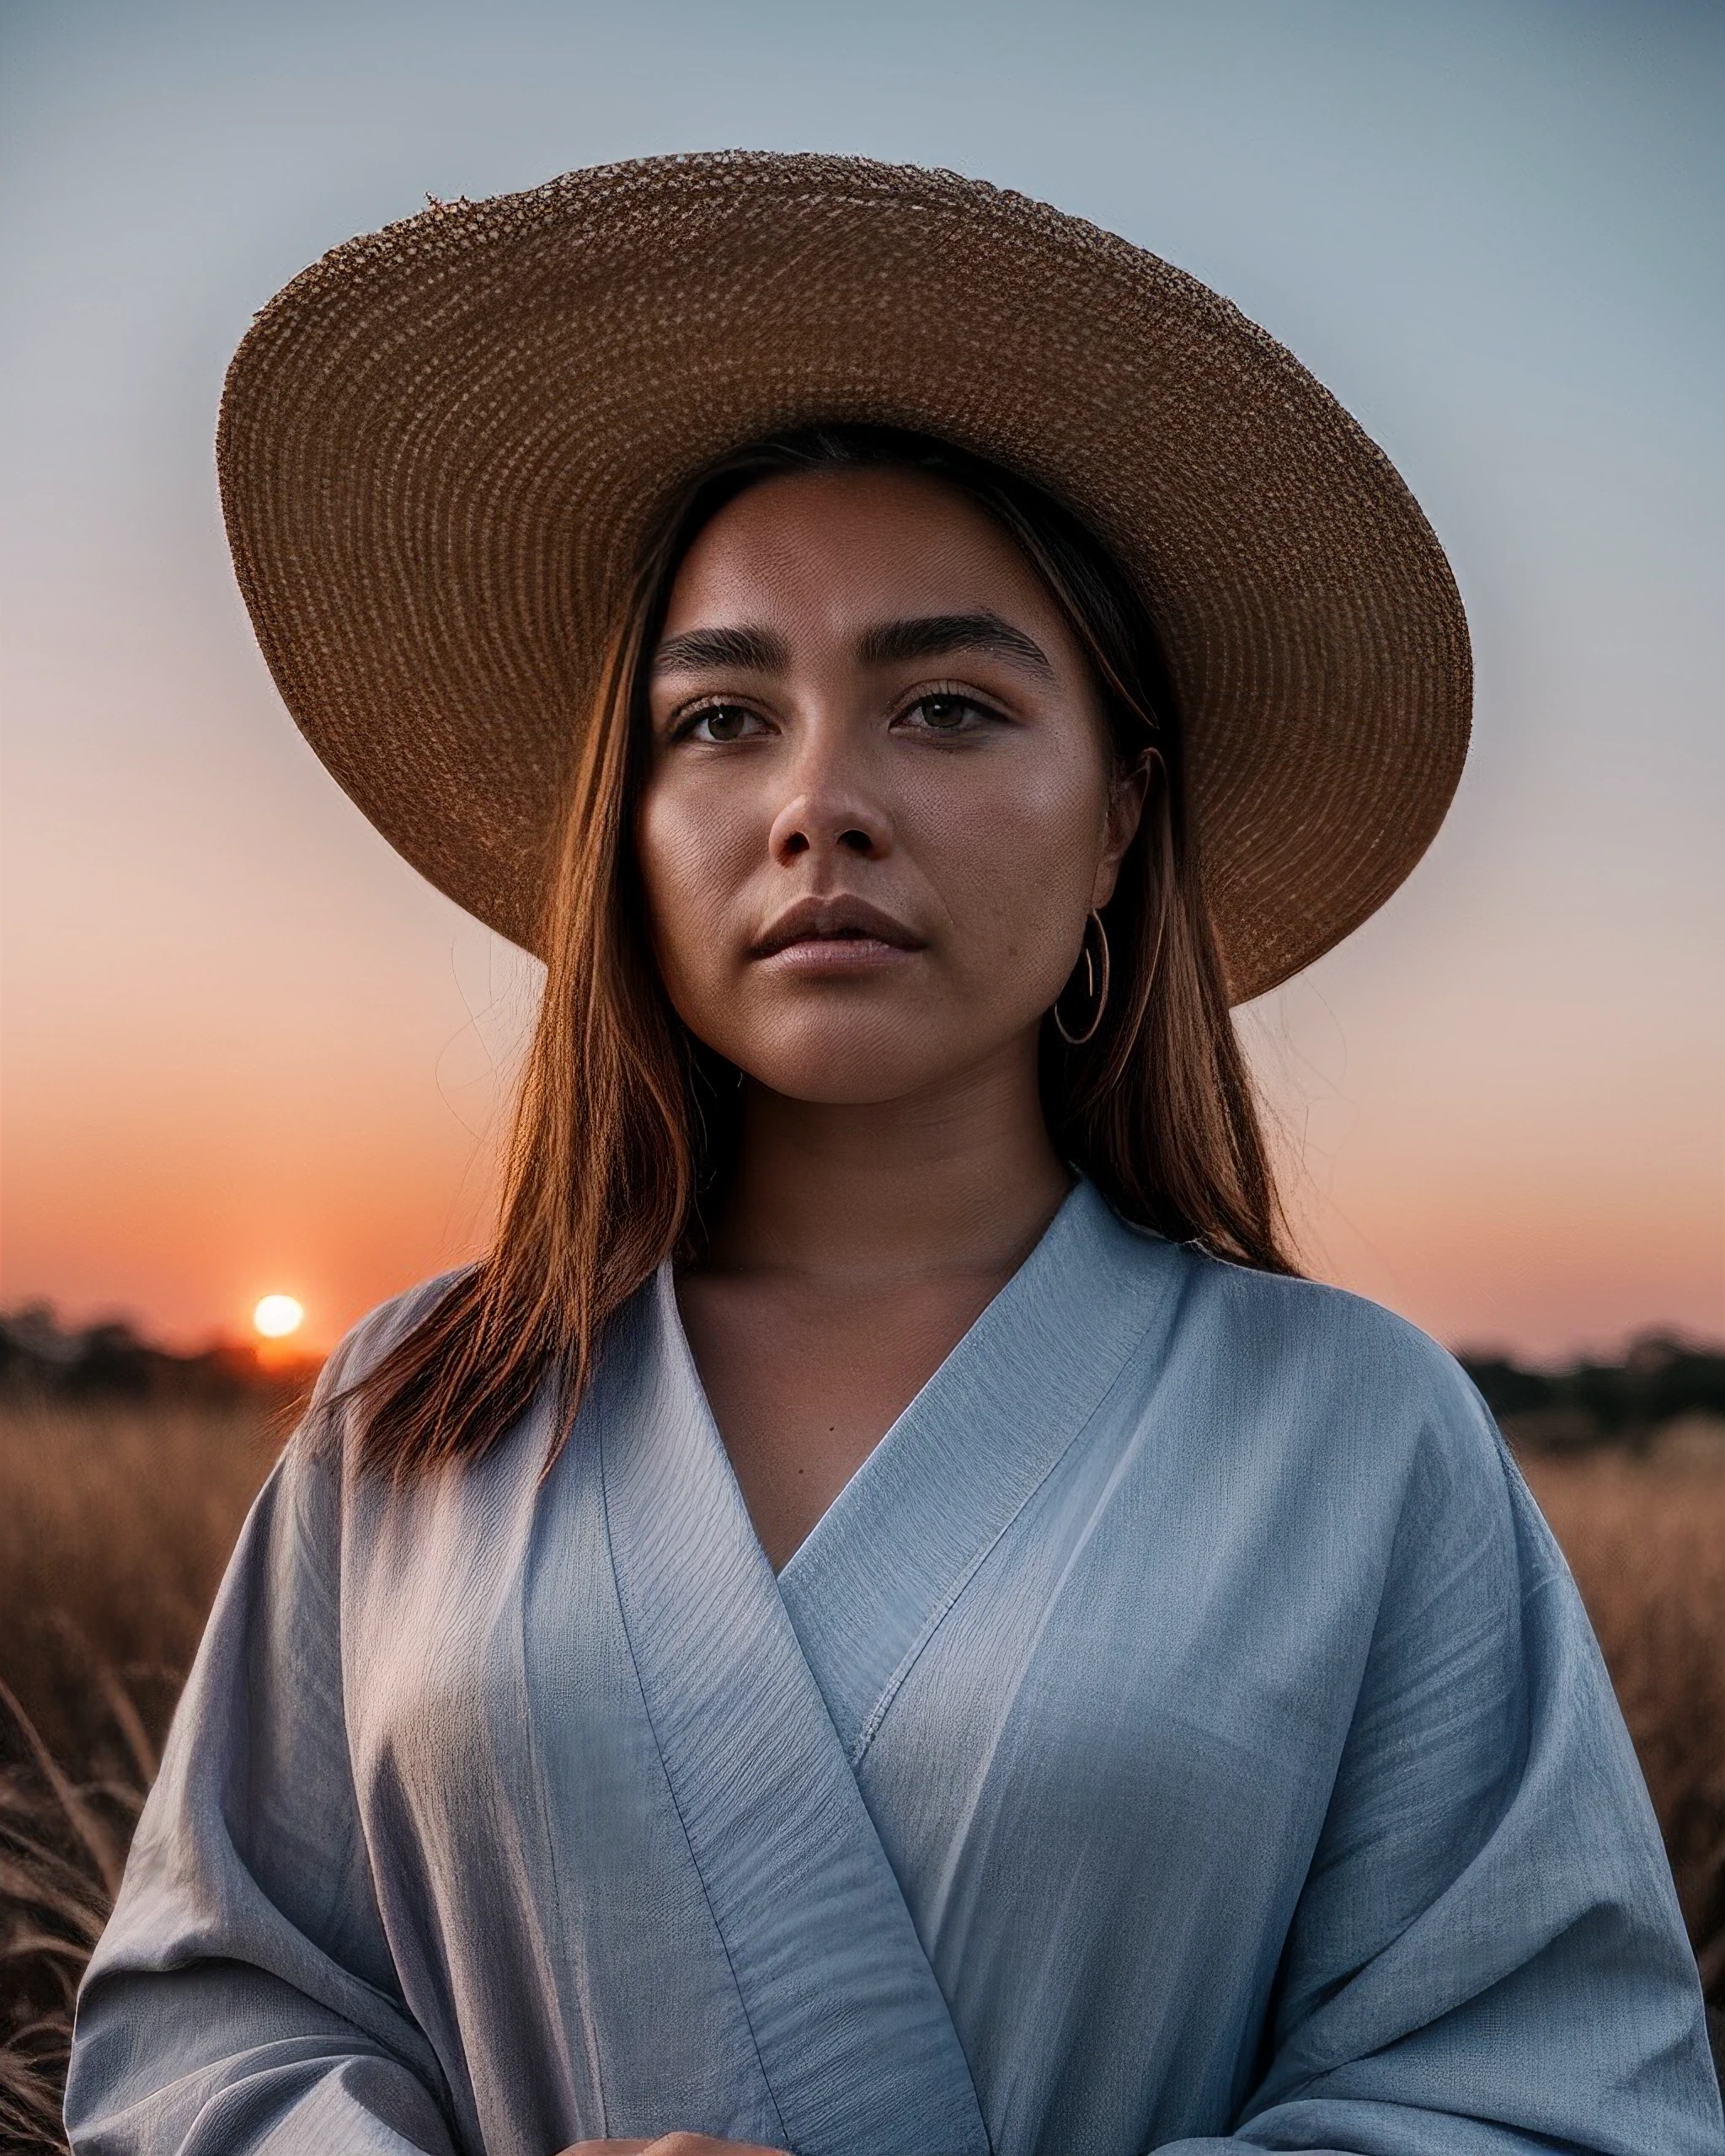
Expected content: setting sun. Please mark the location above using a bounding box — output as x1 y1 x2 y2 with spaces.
252 1294 305 1340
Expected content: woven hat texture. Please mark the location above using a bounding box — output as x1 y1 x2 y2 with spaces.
218 151 1471 1001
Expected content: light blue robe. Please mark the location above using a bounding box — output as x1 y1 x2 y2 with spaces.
66 1182 1722 2153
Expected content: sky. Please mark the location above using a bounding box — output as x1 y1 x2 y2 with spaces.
2 0 1721 1360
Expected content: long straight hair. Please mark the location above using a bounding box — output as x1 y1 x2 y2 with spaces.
349 427 1295 1476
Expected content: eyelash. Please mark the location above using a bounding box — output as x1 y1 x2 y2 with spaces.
669 701 766 744
668 683 1009 744
897 685 1006 735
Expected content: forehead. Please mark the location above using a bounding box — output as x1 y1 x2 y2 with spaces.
660 463 1066 643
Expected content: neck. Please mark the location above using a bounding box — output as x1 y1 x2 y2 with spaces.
703 1030 1071 1284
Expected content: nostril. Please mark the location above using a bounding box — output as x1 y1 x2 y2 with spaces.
839 828 873 855
782 831 809 857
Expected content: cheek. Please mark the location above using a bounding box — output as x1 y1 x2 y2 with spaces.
633 776 751 1004
911 752 1107 977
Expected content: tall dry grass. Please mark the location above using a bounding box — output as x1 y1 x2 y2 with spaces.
0 1399 282 2147
1522 1429 1725 1993
1 1401 1722 2141
0 1671 142 2149
0 1401 283 1766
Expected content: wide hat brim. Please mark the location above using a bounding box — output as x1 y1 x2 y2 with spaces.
218 151 1470 1001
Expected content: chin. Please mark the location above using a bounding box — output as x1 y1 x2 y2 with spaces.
746 1052 938 1109
731 1009 966 1107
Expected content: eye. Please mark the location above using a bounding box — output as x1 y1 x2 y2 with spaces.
896 691 999 736
678 702 768 744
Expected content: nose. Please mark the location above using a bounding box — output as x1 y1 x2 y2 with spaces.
766 734 892 866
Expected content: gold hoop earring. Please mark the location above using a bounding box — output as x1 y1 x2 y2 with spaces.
1054 909 1111 1047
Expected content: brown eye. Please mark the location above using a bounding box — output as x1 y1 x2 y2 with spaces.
920 696 969 729
686 703 764 744
900 692 992 734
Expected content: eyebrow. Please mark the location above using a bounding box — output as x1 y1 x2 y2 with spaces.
651 625 789 675
857 612 1054 677
652 611 1055 680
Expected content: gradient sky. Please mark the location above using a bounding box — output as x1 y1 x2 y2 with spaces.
3 0 1721 1358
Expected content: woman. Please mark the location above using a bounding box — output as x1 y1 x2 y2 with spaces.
66 154 1719 2154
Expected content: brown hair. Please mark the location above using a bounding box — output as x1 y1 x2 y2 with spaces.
349 426 1295 1477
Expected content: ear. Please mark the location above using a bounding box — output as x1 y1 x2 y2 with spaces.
1089 750 1154 910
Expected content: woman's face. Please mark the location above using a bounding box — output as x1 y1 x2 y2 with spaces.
635 464 1144 1106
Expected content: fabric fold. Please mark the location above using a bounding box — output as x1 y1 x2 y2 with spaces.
777 1179 1178 1762
601 1273 991 2156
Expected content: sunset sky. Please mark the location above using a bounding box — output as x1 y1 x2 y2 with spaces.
3 0 1721 1360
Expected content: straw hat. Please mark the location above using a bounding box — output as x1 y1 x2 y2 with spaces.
217 151 1470 1001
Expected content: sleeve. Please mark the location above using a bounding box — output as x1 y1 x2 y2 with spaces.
1160 1354 1723 2156
63 1364 460 2156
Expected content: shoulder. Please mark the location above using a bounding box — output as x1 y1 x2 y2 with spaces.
261 1267 489 1584
1146 1230 1468 1405
286 1265 476 1470
315 1266 475 1396
1134 1229 1513 1513
1132 1236 1572 1621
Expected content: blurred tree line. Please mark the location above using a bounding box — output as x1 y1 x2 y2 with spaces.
0 1305 318 1407
1461 1333 1725 1450
4 1302 1721 1444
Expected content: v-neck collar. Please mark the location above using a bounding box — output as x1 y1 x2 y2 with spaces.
775 1178 1182 1762
598 1272 991 2156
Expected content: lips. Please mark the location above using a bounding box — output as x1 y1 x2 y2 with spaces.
750 894 925 960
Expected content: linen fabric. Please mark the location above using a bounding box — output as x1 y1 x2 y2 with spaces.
216 152 1471 1001
67 1184 1722 2154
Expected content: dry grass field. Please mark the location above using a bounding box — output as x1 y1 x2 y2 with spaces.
0 1398 284 2146
0 1399 285 1764
1521 1431 1725 1995
2 1397 1723 2141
